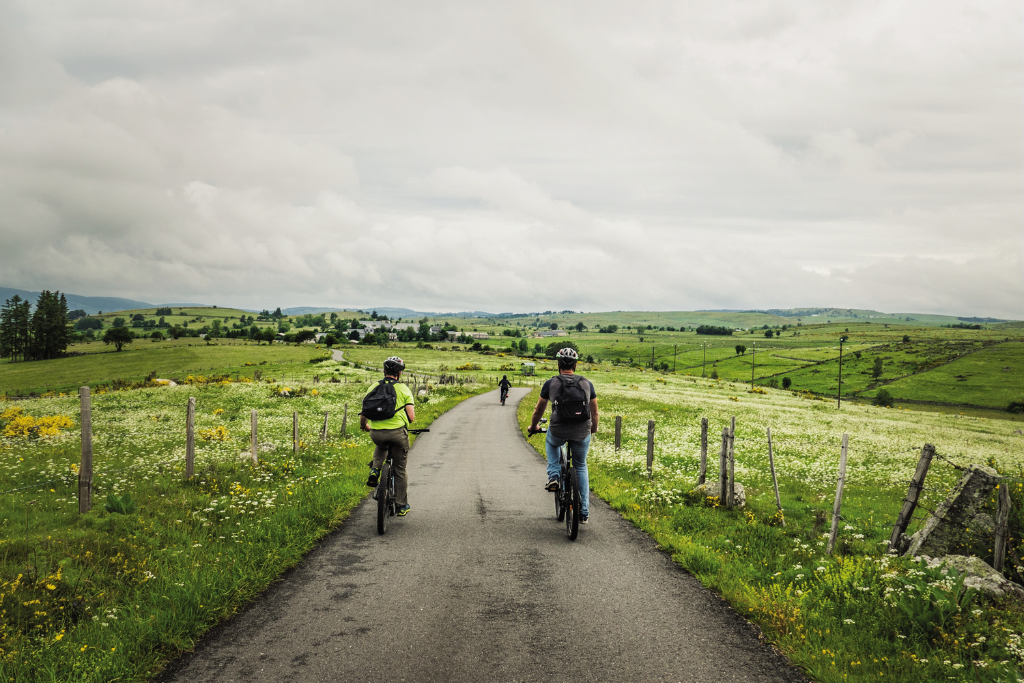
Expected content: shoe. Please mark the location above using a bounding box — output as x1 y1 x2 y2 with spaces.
366 467 380 487
396 504 411 516
581 514 589 524
545 476 560 492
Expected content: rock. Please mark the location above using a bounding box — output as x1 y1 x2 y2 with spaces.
152 379 178 387
906 465 1001 558
417 389 427 397
691 480 746 509
279 389 290 397
918 554 1024 600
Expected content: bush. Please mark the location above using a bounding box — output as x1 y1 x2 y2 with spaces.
902 335 910 343
696 325 733 336
782 376 792 389
1007 400 1024 414
545 340 579 357
873 389 895 407
709 369 718 379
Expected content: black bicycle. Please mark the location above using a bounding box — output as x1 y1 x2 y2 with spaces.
373 428 429 535
500 386 509 405
528 420 580 541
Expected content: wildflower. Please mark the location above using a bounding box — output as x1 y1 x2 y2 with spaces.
844 619 855 624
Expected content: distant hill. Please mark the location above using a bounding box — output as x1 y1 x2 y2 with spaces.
0 286 156 315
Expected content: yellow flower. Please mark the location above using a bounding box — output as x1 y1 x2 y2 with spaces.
54 632 64 641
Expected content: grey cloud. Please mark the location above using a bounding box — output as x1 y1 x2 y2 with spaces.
0 0 1020 317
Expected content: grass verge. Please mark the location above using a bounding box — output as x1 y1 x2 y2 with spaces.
0 369 485 682
517 386 1024 683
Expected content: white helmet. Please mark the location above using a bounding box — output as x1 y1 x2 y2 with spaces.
383 356 405 374
555 347 579 360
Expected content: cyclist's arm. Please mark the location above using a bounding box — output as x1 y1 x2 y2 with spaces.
590 398 599 434
359 415 370 432
529 397 548 433
404 404 415 423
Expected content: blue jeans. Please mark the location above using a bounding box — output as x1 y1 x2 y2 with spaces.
546 431 590 516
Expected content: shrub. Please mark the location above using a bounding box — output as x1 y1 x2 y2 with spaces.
709 369 718 379
456 363 482 371
1007 400 1024 414
902 335 910 342
873 389 895 407
782 376 792 389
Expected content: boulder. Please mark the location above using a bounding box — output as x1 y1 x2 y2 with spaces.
691 480 746 509
152 379 178 387
918 554 1024 600
906 465 1001 558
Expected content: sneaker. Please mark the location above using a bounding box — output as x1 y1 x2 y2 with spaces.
545 476 560 492
581 514 589 524
366 467 380 487
396 504 411 516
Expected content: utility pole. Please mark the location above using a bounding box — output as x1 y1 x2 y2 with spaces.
651 344 655 369
837 335 847 408
673 344 677 373
751 341 756 387
702 342 706 377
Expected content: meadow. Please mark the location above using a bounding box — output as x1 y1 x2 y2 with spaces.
517 374 1024 682
0 355 487 682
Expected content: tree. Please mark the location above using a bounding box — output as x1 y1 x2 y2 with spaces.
348 330 361 341
30 290 71 360
782 376 792 389
871 357 883 379
550 323 558 330
68 309 87 320
0 295 32 362
518 338 528 353
324 334 338 346
112 317 126 328
873 389 895 407
293 329 317 344
155 307 172 316
74 317 103 331
102 327 133 351
735 344 747 355
151 331 165 341
764 330 774 338
586 354 595 363
575 322 586 332
545 340 579 357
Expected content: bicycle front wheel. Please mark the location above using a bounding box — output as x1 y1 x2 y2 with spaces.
565 468 580 541
376 463 392 535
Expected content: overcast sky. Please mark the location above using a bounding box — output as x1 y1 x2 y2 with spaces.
1 1 1021 317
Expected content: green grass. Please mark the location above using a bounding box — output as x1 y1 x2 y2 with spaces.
0 340 327 396
0 359 487 681
867 342 1024 409
516 374 1024 683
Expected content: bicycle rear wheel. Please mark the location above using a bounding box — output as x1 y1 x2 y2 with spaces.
565 468 580 541
555 488 564 521
376 462 391 535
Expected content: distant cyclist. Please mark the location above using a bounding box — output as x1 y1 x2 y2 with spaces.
360 356 415 516
498 374 512 404
527 348 598 523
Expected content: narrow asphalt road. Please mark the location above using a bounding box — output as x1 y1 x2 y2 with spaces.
160 388 803 683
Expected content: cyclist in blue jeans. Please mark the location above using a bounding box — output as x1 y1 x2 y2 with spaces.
527 347 599 523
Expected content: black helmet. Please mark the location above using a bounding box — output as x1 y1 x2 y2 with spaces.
383 356 405 374
502 374 507 379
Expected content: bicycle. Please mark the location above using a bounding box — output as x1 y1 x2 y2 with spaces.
500 386 509 405
373 428 429 535
527 419 580 541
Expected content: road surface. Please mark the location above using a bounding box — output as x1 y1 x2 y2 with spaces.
160 388 803 683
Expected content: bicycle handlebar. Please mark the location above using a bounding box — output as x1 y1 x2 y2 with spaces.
409 429 430 434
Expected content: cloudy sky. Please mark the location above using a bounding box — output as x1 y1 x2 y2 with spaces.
0 1 1021 317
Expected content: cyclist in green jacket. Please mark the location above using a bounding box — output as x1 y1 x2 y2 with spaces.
360 356 416 516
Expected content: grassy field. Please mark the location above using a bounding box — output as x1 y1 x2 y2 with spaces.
0 340 327 397
517 371 1024 682
0 357 487 682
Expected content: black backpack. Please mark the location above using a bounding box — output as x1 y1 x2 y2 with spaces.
361 378 398 420
552 375 591 423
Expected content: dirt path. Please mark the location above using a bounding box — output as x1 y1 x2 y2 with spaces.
160 389 803 683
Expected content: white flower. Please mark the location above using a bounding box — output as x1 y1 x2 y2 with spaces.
843 619 855 624
816 567 826 572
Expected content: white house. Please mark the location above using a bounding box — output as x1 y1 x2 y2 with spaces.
535 329 567 338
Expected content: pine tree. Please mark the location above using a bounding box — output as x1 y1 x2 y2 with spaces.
30 290 72 360
0 295 32 362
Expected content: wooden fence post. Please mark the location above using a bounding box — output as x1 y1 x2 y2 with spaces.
698 417 708 485
995 481 1011 572
614 416 622 451
647 420 655 479
250 409 258 465
826 434 849 556
293 411 299 453
185 396 196 479
766 426 783 526
340 403 348 437
718 427 730 509
727 416 736 511
888 443 934 553
321 411 329 442
78 387 93 514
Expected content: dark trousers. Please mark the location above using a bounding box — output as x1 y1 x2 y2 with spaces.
371 427 410 506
